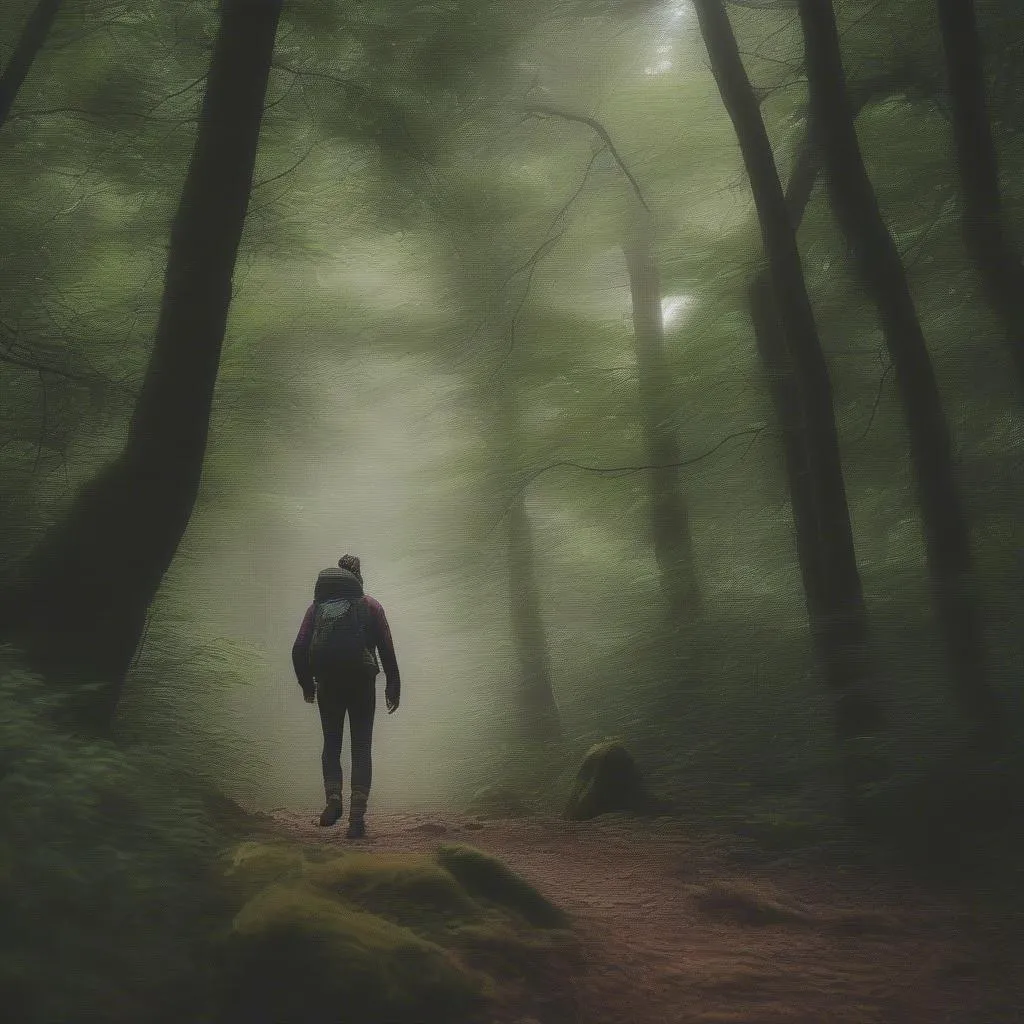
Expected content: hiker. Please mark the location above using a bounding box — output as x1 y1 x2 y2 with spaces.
291 554 401 838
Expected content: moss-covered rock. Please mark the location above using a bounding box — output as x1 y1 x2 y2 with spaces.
220 840 306 896
563 739 649 820
212 841 571 1024
219 883 487 1024
303 851 482 937
436 843 567 929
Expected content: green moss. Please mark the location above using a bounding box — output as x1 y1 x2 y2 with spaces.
212 842 571 1022
221 841 306 896
303 851 482 936
219 883 486 1024
564 738 648 821
435 844 568 929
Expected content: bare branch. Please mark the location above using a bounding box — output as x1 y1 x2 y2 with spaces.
525 101 650 212
486 426 770 540
726 0 796 7
857 354 894 442
252 135 320 191
518 425 769 490
271 62 359 92
7 105 196 125
458 144 604 376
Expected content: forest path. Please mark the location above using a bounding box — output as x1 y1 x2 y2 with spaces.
268 808 1021 1024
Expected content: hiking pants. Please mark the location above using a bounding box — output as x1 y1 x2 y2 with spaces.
316 672 376 818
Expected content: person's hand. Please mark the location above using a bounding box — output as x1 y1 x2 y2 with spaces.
302 685 316 704
385 689 399 714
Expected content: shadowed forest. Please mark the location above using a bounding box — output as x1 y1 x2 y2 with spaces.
1 0 1022 1021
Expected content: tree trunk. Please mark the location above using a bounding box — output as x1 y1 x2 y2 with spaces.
797 0 1002 745
692 0 882 784
498 377 562 744
622 220 702 620
748 105 881 745
0 0 62 133
936 0 1024 391
748 139 822 619
1 0 282 731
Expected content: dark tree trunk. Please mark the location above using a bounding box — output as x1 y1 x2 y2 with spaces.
747 81 899 739
622 221 702 620
0 0 62 132
507 492 562 742
936 0 1024 390
0 0 282 731
797 0 1002 745
692 0 882 781
498 380 562 744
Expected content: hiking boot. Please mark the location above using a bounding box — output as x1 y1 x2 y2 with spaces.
345 817 366 840
318 797 343 827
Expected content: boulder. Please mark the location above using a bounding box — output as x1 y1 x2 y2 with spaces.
213 840 571 1024
220 883 484 1024
563 739 648 821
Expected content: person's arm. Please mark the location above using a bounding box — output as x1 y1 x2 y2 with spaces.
365 596 400 709
291 603 316 698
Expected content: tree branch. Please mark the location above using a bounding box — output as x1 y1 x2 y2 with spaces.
517 425 769 492
525 101 650 212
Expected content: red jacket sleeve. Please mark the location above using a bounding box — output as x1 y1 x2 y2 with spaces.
365 596 400 694
291 603 315 689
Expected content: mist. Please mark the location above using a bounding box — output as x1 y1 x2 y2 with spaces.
2 1 1023 1021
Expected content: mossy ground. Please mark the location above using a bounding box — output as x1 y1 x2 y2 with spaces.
213 838 573 1024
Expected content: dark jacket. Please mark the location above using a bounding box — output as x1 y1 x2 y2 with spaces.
291 569 400 695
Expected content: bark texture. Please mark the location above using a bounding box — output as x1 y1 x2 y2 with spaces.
692 0 882 767
797 0 1001 744
622 221 702 620
499 380 562 744
1 0 283 730
746 75 926 729
936 0 1024 390
0 0 62 133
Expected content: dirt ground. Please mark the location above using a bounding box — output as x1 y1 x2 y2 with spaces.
268 807 1023 1024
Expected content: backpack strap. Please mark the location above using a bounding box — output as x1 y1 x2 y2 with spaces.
356 597 380 672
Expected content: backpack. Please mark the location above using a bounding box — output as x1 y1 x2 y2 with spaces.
308 567 378 676
311 598 376 675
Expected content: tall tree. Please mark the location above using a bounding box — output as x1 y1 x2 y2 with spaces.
935 0 1024 391
747 71 934 712
796 0 1002 745
691 0 883 800
622 215 702 619
746 140 828 653
0 0 62 134
0 0 283 731
525 101 703 620
499 374 562 743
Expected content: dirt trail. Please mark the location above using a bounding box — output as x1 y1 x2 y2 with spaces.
269 808 1021 1024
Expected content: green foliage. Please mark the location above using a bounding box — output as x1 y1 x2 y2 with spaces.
2 0 1023 922
0 652 223 1024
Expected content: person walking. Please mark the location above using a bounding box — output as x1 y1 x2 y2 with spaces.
291 554 400 838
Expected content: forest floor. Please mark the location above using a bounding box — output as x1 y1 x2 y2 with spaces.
268 807 1024 1024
